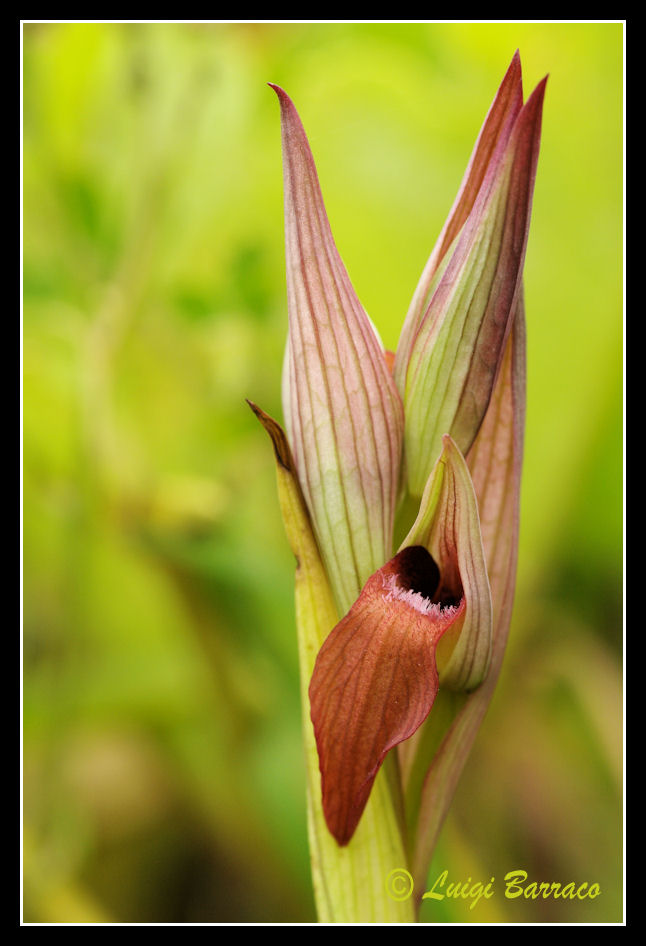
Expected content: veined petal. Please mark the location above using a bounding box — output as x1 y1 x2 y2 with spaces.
394 50 523 387
400 75 546 497
309 546 464 847
403 434 493 691
271 85 404 614
468 285 526 628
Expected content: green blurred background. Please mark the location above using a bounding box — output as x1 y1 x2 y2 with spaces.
23 22 623 923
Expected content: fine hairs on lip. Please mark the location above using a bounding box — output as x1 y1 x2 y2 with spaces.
382 573 459 617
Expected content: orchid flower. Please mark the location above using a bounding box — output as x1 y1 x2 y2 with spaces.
250 52 545 922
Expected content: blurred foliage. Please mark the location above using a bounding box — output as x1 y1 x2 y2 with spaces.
23 22 623 923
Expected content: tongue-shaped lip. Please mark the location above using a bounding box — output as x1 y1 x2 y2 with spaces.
309 434 493 847
309 545 465 847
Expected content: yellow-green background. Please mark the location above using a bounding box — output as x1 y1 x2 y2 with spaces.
23 22 623 923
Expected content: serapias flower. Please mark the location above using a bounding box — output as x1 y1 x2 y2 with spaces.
310 435 493 845
253 52 545 873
